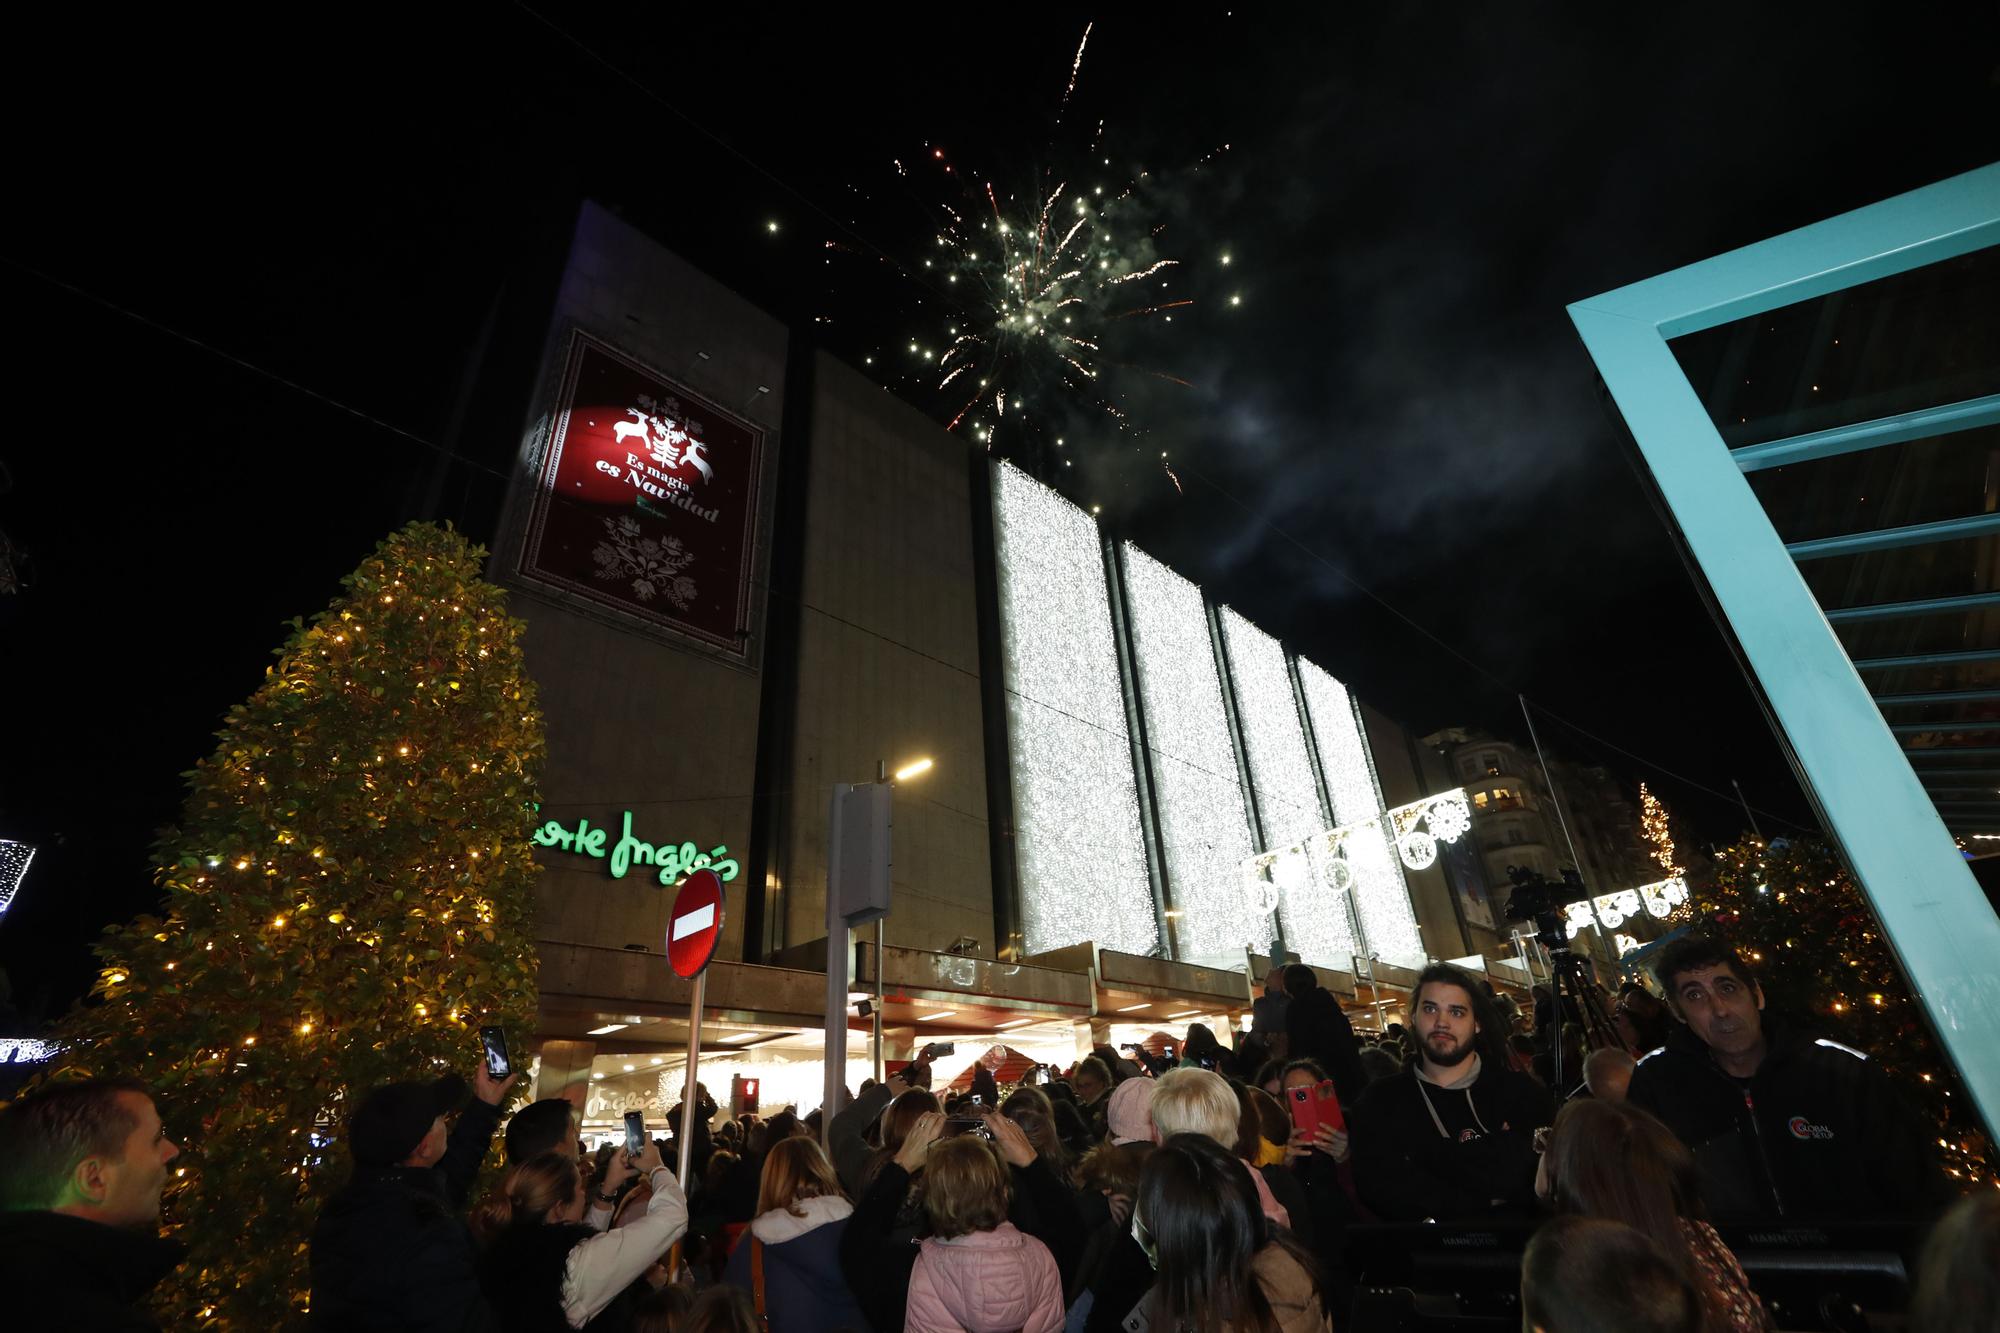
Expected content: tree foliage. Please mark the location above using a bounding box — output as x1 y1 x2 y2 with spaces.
45 522 545 1328
1680 836 1990 1186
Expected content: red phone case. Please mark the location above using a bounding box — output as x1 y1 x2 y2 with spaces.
1313 1079 1346 1134
1290 1080 1347 1138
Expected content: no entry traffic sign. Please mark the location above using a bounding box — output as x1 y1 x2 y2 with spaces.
667 868 724 979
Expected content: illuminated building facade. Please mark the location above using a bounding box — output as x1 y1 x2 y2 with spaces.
485 202 1525 1125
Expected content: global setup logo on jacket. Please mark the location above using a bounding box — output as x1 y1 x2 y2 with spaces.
1787 1115 1835 1141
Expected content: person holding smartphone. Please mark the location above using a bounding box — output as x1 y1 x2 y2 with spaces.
309 1057 520 1332
472 1137 689 1330
825 1045 940 1197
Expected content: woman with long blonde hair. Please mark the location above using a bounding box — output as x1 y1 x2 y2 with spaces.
719 1137 865 1333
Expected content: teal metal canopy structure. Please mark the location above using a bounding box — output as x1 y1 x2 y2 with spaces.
1568 163 2000 1124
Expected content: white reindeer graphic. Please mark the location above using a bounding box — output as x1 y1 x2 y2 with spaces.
613 408 652 450
681 440 713 483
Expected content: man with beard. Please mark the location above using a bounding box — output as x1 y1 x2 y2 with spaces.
1350 963 1555 1221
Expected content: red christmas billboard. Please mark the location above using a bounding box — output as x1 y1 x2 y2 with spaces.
518 334 766 655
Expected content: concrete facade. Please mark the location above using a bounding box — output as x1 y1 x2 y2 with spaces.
778 352 993 954
494 203 995 1001
493 202 787 966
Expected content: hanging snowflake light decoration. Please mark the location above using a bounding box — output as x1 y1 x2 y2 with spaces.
1427 793 1472 844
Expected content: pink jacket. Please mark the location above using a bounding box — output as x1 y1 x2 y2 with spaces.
903 1222 1064 1333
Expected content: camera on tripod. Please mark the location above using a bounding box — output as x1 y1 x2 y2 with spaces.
1502 865 1584 952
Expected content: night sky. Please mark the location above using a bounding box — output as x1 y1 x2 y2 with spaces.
4 7 1997 1020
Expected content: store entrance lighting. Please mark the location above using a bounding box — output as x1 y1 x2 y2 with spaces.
894 757 934 781
720 1031 762 1043
1116 1002 1151 1013
917 1010 956 1022
586 1023 629 1036
996 1018 1034 1029
1165 1009 1200 1019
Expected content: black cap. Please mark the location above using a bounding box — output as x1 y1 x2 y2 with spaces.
349 1074 469 1167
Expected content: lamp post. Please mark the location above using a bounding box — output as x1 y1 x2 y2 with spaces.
820 756 932 1147
872 758 934 1082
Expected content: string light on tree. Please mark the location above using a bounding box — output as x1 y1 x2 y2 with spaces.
42 522 546 1328
1639 782 1681 878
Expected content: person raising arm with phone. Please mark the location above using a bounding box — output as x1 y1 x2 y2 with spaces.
472 1137 689 1330
310 1059 520 1332
826 1044 939 1197
841 1110 947 1333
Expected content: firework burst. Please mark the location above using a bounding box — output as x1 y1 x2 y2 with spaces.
854 23 1225 480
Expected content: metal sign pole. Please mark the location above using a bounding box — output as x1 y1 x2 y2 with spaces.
873 917 886 1084
822 784 851 1153
677 968 706 1189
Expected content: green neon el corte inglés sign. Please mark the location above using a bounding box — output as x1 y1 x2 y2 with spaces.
530 808 739 886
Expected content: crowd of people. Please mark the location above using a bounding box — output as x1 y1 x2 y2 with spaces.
0 937 1991 1331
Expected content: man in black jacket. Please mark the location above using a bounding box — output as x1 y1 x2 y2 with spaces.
309 1063 517 1331
0 1076 184 1332
1350 963 1555 1221
1627 934 1954 1221
1283 963 1368 1105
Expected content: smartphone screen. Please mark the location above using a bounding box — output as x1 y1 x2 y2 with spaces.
969 1092 984 1107
623 1110 646 1157
479 1026 510 1079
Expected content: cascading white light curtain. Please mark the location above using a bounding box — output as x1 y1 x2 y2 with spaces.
1119 545 1260 967
1295 660 1429 968
1217 610 1343 958
992 463 1158 957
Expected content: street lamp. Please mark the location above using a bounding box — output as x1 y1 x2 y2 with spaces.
869 757 934 1080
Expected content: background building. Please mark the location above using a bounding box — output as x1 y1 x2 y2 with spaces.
1425 728 1675 967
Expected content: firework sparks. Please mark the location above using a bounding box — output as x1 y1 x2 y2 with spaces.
840 23 1230 494
1057 22 1092 124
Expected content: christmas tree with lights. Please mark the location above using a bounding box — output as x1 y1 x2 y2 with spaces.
1681 836 1990 1187
45 522 545 1329
1639 781 1681 879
